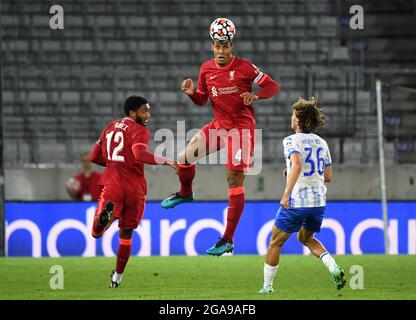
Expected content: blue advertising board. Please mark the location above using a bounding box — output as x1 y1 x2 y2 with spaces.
5 201 416 256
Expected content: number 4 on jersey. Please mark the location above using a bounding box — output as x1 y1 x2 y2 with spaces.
235 148 242 164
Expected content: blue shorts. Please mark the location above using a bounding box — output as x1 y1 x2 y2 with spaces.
275 206 325 234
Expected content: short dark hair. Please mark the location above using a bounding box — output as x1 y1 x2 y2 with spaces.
292 97 326 132
124 96 148 116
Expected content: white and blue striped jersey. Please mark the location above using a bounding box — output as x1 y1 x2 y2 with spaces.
283 132 332 208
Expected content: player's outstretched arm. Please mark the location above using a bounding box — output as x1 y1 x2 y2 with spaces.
280 153 302 209
181 78 208 106
132 143 177 169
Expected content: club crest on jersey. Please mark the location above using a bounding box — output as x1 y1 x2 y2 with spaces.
229 70 235 81
211 86 218 97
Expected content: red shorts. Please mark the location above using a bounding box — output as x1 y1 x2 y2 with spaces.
95 185 146 229
199 121 255 171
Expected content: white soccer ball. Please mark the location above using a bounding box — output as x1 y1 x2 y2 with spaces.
209 17 236 42
66 177 81 192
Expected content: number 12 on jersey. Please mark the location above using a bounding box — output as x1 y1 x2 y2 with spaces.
106 131 125 162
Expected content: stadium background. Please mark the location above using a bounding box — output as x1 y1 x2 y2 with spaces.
1 0 416 258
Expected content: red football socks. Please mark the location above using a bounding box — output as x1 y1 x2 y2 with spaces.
223 186 245 242
178 164 196 197
116 238 132 274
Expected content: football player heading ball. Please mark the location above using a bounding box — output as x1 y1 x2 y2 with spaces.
161 18 281 256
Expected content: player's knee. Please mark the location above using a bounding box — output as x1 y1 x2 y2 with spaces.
297 232 310 246
179 148 199 164
297 235 304 245
119 228 133 239
178 151 187 164
273 240 285 248
227 176 236 187
269 235 285 248
227 172 244 187
299 239 308 246
190 134 200 145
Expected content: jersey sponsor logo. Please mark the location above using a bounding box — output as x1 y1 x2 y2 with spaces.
216 85 238 95
211 86 218 97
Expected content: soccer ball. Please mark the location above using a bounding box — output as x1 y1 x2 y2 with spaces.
209 17 236 42
66 177 81 193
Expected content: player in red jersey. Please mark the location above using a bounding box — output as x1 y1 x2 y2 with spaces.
90 95 177 288
161 18 281 256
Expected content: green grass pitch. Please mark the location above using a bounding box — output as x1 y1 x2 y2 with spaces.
1 255 415 300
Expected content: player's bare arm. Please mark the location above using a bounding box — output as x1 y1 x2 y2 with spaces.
280 153 302 209
324 166 333 182
132 142 179 169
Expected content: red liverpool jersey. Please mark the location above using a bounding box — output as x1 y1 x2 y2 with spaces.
196 56 269 129
96 117 150 194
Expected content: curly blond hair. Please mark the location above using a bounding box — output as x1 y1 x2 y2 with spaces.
292 97 326 132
